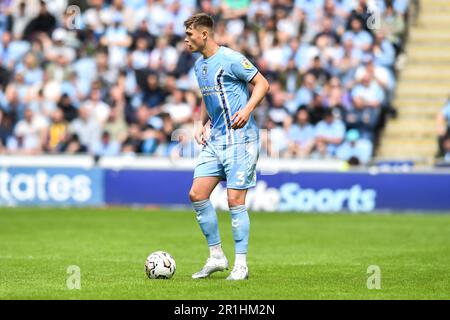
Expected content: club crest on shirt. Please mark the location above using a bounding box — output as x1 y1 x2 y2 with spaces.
240 58 253 70
202 64 207 78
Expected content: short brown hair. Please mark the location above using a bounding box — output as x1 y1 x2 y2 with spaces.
184 13 214 30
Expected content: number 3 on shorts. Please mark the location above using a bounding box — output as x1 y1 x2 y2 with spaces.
236 171 245 186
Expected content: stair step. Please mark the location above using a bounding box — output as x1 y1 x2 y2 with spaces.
381 139 436 148
386 117 436 126
409 29 450 42
419 13 450 20
378 144 437 155
420 0 450 7
410 38 450 46
397 111 438 119
396 85 450 97
400 69 450 81
383 127 437 139
417 15 450 27
409 57 450 63
377 152 435 160
395 96 447 105
395 103 445 110
397 107 441 117
416 21 450 29
416 17 450 28
400 79 450 87
408 40 450 47
402 65 450 73
421 7 450 14
407 45 450 54
408 41 450 50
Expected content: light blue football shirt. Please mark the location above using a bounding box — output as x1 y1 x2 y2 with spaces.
194 46 259 145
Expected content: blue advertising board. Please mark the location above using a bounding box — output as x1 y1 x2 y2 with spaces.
105 170 450 212
105 170 193 206
0 167 104 206
2 166 450 212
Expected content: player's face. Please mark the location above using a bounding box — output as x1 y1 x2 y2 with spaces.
184 26 205 52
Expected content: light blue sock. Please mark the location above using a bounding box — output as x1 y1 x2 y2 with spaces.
230 205 250 254
192 199 221 247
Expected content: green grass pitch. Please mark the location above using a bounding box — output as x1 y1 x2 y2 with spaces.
1 208 450 299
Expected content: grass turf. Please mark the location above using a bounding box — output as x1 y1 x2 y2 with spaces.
0 208 449 300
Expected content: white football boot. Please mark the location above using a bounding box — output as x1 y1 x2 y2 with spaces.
192 256 229 279
226 264 249 280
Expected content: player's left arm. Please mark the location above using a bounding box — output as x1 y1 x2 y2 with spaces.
231 72 270 129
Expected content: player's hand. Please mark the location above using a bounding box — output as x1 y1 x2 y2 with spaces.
231 108 251 129
195 126 207 145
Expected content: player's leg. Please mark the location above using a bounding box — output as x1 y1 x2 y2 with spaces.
223 141 258 280
189 176 222 251
190 177 229 279
190 142 229 279
226 188 250 280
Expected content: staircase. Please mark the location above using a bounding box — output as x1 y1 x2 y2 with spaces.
377 0 450 165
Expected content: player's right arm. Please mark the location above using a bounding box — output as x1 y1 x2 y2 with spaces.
195 100 209 145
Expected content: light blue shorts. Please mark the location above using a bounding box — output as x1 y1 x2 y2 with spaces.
193 140 259 190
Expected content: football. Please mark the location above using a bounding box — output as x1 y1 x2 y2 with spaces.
144 251 176 279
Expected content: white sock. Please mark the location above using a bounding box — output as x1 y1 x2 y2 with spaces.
210 244 224 258
235 253 247 267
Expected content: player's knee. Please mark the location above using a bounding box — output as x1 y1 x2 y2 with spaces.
228 197 245 209
189 189 207 203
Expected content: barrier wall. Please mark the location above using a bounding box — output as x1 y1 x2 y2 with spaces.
2 162 450 212
105 170 450 212
0 167 104 206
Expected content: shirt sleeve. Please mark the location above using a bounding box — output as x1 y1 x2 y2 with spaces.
229 53 259 83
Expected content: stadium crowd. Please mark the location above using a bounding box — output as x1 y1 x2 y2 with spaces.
0 0 411 165
437 97 450 163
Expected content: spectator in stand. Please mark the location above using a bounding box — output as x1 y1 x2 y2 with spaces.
131 36 151 71
10 2 31 40
141 72 167 111
92 131 121 157
336 129 373 165
294 72 317 110
342 17 373 52
307 56 331 87
323 76 350 120
23 0 57 41
100 13 132 69
442 137 450 163
268 90 290 126
8 107 48 154
260 116 289 158
17 52 43 87
1 31 31 71
314 109 346 157
47 108 67 153
307 92 327 125
0 109 13 152
132 105 158 154
69 106 101 152
57 93 78 123
437 97 450 157
81 86 111 125
350 71 384 140
60 132 87 154
372 31 396 69
149 36 179 74
45 28 76 64
161 89 193 125
380 2 406 52
287 108 316 158
103 106 128 147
